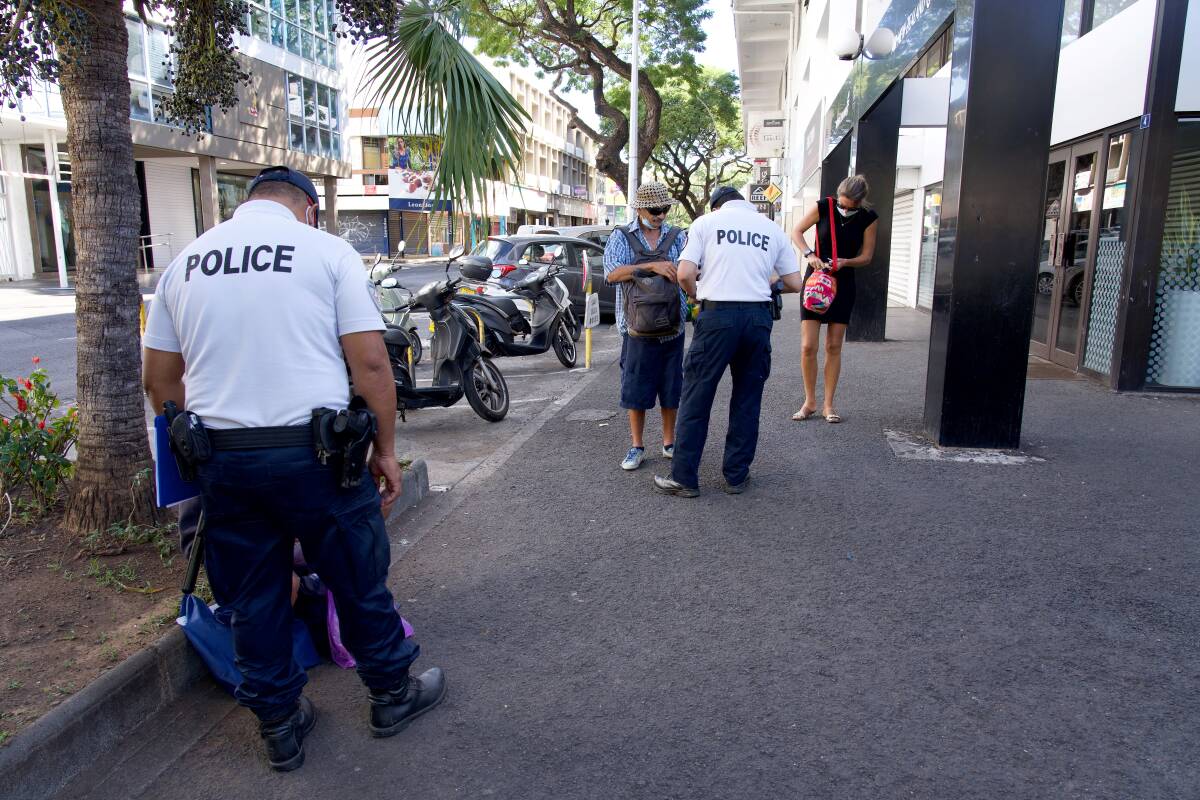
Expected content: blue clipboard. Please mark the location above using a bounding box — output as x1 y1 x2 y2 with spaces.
154 415 200 508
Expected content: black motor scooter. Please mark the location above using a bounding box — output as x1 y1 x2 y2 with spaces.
380 249 509 422
454 261 579 369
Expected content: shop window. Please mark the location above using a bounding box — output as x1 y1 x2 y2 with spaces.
1146 120 1200 388
1083 131 1135 376
1062 0 1140 46
286 73 340 158
916 184 942 311
904 25 951 79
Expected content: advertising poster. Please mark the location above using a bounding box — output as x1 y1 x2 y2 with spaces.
387 135 452 212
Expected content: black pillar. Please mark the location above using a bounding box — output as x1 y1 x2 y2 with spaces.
1109 0 1189 391
847 84 902 342
923 0 1065 448
820 135 851 201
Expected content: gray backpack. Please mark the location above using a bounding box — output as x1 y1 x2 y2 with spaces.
619 227 682 338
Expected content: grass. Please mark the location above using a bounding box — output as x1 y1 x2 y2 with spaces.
6 680 20 691
100 644 120 664
0 731 9 746
84 559 162 594
81 518 179 567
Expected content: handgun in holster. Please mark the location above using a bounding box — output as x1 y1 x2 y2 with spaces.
311 396 378 488
163 401 211 481
771 280 785 321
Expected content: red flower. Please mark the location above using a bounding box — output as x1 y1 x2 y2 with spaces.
38 420 46 430
31 356 40 365
16 396 27 413
24 379 33 390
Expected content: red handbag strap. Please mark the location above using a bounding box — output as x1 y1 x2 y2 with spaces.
827 196 838 271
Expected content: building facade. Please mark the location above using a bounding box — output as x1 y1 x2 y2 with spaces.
0 0 350 284
334 53 607 257
736 0 1200 391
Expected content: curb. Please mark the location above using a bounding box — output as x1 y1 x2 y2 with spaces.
0 459 432 800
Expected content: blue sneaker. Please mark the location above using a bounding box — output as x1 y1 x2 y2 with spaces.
621 447 645 471
662 444 674 459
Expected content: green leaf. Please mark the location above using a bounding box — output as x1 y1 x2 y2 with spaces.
360 0 528 209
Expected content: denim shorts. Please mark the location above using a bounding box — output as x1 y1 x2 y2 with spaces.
620 332 685 410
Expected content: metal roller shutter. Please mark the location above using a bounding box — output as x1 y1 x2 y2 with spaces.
142 161 198 265
338 211 388 255
887 191 916 307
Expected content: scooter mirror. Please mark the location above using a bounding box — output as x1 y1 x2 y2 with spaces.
380 277 399 289
397 240 407 255
448 245 466 259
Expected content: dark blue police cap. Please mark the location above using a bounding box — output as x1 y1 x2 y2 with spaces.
709 185 744 210
249 165 319 205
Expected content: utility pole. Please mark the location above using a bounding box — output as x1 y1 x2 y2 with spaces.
627 0 640 214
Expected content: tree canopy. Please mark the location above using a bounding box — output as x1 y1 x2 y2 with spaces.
467 0 710 197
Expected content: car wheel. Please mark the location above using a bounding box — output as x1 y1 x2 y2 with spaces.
1036 273 1054 295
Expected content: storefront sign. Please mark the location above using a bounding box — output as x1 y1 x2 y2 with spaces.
826 0 954 154
749 184 770 203
387 134 447 209
754 160 771 183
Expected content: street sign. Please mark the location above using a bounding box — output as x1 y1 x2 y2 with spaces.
584 293 600 328
755 162 770 183
763 183 783 203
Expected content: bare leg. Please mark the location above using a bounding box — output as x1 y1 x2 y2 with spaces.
823 323 848 417
628 409 646 449
661 407 677 447
798 320 822 416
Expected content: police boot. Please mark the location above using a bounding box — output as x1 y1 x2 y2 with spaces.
259 696 317 772
368 667 447 738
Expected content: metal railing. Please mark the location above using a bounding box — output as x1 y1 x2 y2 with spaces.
138 233 174 272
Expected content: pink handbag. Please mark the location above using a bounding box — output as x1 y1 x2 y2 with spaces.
802 197 839 314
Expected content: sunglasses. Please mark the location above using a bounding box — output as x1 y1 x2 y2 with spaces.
644 206 671 216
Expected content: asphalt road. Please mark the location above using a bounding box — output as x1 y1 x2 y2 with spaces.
51 303 1200 799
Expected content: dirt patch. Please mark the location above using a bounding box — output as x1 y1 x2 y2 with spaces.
0 512 188 746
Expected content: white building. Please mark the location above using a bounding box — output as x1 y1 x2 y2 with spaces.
0 0 350 284
333 50 608 256
735 0 1200 390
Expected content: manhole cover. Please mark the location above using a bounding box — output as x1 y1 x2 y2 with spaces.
566 409 617 422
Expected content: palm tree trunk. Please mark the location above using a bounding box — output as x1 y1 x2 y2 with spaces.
59 0 156 534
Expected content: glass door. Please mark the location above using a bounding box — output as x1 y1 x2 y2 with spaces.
1031 153 1068 358
1051 141 1102 366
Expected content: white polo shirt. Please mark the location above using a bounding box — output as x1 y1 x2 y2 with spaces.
143 200 384 429
678 199 800 302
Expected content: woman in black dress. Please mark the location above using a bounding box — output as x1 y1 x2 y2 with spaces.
789 175 879 423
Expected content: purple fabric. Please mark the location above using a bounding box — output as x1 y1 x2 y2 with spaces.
326 592 414 670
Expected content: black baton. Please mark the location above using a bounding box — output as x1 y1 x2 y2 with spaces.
181 509 206 596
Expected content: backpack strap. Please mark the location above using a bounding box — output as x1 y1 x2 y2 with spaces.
618 226 652 259
827 196 838 271
657 226 682 256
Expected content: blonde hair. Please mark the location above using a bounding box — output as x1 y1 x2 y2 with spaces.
837 175 872 210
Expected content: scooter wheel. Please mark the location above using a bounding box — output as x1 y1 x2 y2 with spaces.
553 318 577 368
464 356 509 422
407 328 423 365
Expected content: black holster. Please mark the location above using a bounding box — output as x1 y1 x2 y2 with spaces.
771 280 785 321
311 396 378 488
163 401 211 481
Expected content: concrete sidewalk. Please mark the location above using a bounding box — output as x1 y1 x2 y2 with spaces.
50 305 1200 799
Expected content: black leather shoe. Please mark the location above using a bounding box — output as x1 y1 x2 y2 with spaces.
723 475 751 494
369 667 447 738
653 475 700 498
259 696 317 772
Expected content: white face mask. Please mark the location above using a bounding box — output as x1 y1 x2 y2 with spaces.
836 205 859 218
640 215 664 230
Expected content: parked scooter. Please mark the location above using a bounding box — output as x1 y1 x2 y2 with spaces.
369 249 422 365
454 262 579 369
379 247 510 422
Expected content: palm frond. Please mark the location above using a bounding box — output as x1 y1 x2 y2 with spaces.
363 0 528 209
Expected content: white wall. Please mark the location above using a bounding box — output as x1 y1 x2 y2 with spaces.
1051 0 1155 145
0 142 35 280
1177 0 1200 112
142 160 198 265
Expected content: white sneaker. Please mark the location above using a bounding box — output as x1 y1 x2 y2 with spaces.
621 447 646 471
662 444 674 459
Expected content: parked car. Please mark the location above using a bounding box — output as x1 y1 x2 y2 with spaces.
514 224 617 249
458 235 617 322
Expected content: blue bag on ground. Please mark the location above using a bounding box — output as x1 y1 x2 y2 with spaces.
177 593 321 695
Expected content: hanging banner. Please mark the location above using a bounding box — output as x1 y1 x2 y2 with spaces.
388 135 453 212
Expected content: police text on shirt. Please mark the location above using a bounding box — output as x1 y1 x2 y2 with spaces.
185 245 296 281
715 229 770 252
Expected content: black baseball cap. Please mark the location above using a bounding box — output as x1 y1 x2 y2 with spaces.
249 165 319 205
709 186 744 210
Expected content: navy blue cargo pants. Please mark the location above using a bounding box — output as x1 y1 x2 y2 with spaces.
196 445 418 722
671 303 773 489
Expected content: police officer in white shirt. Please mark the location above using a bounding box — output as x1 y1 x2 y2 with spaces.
142 166 445 771
653 186 805 497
